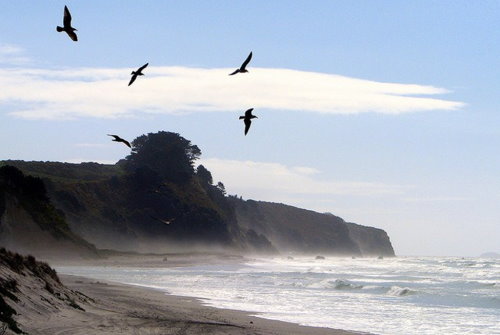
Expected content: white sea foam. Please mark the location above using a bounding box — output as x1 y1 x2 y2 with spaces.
386 286 416 296
57 256 500 335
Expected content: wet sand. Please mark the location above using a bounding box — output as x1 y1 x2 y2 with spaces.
37 274 364 335
12 253 369 334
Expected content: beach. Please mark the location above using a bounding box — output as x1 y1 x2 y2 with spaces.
53 254 499 335
3 252 498 334
1 253 360 335
18 274 360 335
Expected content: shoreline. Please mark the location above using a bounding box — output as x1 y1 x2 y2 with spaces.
45 274 366 335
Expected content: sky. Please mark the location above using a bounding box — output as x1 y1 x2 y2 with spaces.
0 1 499 256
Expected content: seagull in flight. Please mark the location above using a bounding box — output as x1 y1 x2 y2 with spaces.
229 52 252 76
56 6 78 41
128 63 149 86
150 215 175 225
107 134 131 148
239 108 258 135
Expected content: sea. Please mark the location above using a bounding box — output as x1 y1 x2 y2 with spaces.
57 256 500 335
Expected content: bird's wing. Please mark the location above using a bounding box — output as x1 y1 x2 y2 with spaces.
107 134 120 140
244 118 251 135
228 69 239 76
67 30 78 42
241 51 252 69
138 63 149 72
128 74 137 86
150 215 173 225
245 108 254 117
122 139 132 148
63 6 72 27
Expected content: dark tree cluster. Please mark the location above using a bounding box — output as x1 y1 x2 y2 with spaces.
124 131 201 183
0 166 48 201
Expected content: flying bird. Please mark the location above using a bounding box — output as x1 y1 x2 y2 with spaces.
239 108 258 135
107 134 131 148
229 52 252 75
128 63 149 86
150 215 175 225
56 6 78 41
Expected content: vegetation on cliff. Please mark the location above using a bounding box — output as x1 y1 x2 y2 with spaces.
0 131 394 256
0 166 97 257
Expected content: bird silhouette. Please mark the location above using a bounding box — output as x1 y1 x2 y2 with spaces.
56 6 78 41
239 108 257 135
150 215 175 225
229 52 252 75
128 63 149 86
107 134 131 148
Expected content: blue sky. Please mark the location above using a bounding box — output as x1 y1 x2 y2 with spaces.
0 1 499 256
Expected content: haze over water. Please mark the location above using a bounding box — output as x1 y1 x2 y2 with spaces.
58 256 500 335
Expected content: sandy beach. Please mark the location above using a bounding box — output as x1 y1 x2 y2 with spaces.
21 274 361 335
2 253 364 335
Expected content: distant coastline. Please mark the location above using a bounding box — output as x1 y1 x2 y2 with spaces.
0 131 394 260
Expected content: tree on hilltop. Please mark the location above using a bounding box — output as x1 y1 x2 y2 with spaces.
124 131 201 183
196 164 213 185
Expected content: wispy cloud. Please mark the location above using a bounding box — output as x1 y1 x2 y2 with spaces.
0 44 32 66
199 158 408 199
0 66 464 120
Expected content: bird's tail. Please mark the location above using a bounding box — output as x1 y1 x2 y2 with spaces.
239 116 245 119
131 71 136 75
56 26 64 32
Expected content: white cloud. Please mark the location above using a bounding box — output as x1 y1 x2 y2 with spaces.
0 66 464 120
199 158 407 200
0 44 31 65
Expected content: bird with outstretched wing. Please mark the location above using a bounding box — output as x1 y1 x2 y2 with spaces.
239 108 258 135
107 134 131 148
229 52 252 75
56 6 78 41
128 63 149 86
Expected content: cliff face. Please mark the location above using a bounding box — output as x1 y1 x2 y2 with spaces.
231 199 355 255
345 222 395 256
47 171 241 252
0 131 395 257
1 132 276 254
231 199 395 256
0 166 98 260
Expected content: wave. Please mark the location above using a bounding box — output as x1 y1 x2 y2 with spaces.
307 279 364 290
468 281 499 288
330 279 364 290
386 286 417 296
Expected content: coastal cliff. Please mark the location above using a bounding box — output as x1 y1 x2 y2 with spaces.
230 199 395 256
345 222 394 256
0 166 98 259
1 131 394 257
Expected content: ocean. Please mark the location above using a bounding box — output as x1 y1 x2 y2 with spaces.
57 256 500 335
